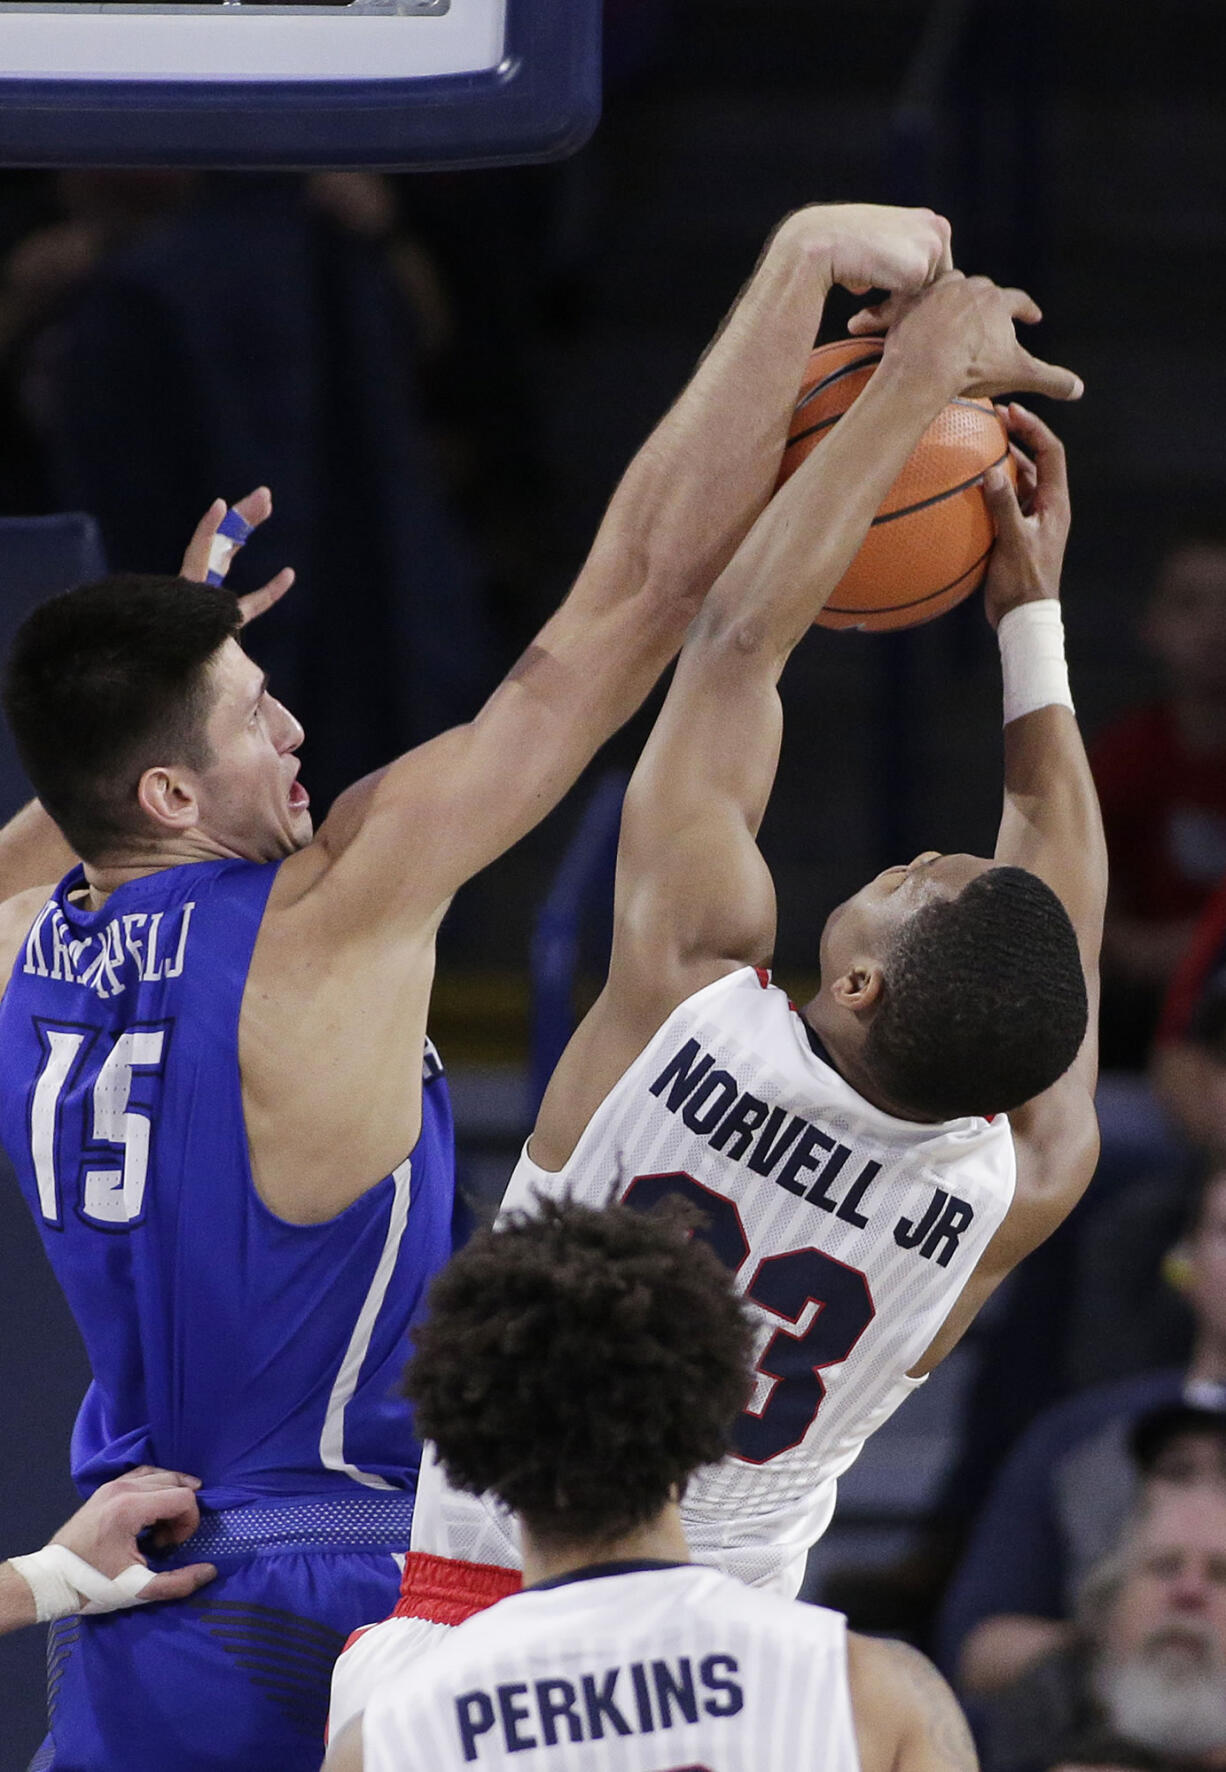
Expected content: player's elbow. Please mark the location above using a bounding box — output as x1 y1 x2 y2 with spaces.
686 604 782 670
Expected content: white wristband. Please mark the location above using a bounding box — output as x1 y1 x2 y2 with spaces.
997 600 1074 726
9 1546 156 1623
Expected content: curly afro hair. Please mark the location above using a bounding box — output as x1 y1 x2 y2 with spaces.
405 1196 755 1546
864 864 1088 1121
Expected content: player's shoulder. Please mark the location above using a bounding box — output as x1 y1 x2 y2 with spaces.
0 882 57 993
692 1566 846 1641
847 1635 977 1772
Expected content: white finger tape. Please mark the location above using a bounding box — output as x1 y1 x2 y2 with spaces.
207 532 240 583
9 1546 156 1622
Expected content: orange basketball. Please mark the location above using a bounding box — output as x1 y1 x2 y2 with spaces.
778 337 1015 632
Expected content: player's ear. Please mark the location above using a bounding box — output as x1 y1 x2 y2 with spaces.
830 962 885 1015
138 765 200 834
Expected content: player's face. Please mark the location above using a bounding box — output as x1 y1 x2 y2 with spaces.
190 639 313 860
819 851 997 982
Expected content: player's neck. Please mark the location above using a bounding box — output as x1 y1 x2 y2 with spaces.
78 832 253 909
801 995 939 1123
519 1501 690 1589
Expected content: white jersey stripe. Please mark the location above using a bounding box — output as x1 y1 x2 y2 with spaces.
319 1157 413 1490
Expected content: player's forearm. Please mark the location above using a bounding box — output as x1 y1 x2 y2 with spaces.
0 799 77 903
685 360 946 665
0 1562 37 1635
995 707 1107 956
567 218 839 638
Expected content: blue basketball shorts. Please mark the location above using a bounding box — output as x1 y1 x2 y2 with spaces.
31 1494 414 1772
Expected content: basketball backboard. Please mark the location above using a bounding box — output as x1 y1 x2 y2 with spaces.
0 0 600 169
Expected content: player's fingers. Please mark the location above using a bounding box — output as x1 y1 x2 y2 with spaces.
139 1563 217 1604
179 499 226 580
237 567 295 627
118 1485 201 1543
1007 403 1071 506
1008 348 1084 403
935 215 954 274
981 463 1026 540
228 485 273 529
1009 444 1038 509
112 1467 201 1492
846 300 892 335
997 285 1044 326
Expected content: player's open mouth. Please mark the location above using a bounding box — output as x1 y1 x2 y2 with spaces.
288 780 309 812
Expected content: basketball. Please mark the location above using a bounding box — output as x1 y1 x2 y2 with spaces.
778 336 1015 632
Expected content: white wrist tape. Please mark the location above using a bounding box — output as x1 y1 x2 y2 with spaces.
9 1546 156 1623
997 599 1074 726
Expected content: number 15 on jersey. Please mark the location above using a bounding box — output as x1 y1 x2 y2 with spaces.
30 1019 170 1229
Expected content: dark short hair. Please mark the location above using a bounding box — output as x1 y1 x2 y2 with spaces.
864 865 1088 1120
3 574 242 860
1130 1400 1226 1475
405 1196 755 1546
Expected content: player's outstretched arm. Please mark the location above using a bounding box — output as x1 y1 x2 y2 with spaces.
985 411 1104 1223
918 409 1105 1370
0 1466 215 1634
299 207 956 926
849 1635 979 1772
530 275 1083 1163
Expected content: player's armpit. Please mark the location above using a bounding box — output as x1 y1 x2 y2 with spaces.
848 1635 979 1772
607 641 786 1000
912 1072 1100 1374
996 1070 1100 1265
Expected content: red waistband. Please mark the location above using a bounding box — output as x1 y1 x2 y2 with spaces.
392 1549 522 1626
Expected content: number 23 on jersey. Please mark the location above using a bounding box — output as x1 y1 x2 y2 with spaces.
622 1172 876 1465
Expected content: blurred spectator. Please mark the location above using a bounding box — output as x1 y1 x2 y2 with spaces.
1062 1165 1195 1392
0 170 493 814
939 1164 1226 1695
1152 870 1226 1156
974 1486 1226 1772
1092 528 1226 1069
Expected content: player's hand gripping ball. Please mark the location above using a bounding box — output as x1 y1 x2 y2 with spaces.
778 337 1016 632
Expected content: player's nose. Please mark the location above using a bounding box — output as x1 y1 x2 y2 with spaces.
270 696 305 753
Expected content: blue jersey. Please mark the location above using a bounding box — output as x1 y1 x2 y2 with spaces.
0 859 456 1509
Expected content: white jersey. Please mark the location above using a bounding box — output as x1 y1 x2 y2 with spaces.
359 1562 859 1772
414 967 1016 1595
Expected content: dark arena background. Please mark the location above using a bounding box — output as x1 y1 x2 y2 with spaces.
3 1 1226 1765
